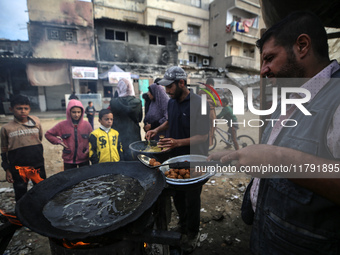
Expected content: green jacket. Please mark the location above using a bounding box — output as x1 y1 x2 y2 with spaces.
216 106 237 125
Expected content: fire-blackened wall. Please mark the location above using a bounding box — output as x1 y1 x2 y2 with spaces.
27 0 95 60
95 18 179 66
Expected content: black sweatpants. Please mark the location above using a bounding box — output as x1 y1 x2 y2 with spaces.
11 165 46 202
173 186 202 235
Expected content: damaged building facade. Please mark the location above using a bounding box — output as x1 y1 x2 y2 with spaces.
0 40 34 114
94 18 179 106
1 0 264 112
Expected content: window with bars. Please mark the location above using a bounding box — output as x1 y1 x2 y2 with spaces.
149 35 166 46
65 32 73 41
188 25 200 36
47 28 77 42
105 29 128 42
50 30 59 40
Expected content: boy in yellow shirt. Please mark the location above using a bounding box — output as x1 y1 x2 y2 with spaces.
89 109 123 164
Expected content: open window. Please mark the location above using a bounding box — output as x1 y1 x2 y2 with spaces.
105 29 128 42
149 35 166 46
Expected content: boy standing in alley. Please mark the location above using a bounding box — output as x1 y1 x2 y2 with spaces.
85 101 96 129
89 109 123 164
1 95 46 201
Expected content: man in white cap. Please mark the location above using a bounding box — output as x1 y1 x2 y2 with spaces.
146 66 210 253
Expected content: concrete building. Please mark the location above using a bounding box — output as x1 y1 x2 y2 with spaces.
1 0 265 113
0 40 34 114
94 17 179 107
93 0 211 69
209 0 263 73
26 0 97 111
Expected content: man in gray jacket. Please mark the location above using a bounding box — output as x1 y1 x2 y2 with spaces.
209 11 340 254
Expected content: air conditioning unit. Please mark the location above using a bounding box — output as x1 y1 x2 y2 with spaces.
183 60 189 65
179 59 183 65
203 58 210 66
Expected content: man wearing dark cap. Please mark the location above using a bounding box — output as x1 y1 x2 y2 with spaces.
146 66 210 253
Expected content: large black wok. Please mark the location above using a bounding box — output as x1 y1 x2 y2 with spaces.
15 162 165 240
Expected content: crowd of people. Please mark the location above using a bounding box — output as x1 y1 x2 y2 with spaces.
1 10 340 254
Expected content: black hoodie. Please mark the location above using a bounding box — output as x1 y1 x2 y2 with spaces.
110 96 142 161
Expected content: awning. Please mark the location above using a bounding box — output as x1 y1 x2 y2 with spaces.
99 64 139 80
99 65 125 79
26 62 70 86
187 51 210 58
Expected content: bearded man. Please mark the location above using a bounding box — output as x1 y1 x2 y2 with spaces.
209 11 340 254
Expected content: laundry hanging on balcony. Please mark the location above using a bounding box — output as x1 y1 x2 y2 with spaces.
226 21 236 33
226 18 255 33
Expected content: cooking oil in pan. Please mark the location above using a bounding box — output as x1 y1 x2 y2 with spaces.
43 174 146 232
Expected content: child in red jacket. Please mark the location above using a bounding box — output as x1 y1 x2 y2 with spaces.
45 100 93 170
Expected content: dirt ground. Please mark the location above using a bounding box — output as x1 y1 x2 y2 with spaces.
0 110 259 255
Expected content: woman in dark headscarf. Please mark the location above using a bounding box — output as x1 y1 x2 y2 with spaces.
110 78 142 161
143 83 169 140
